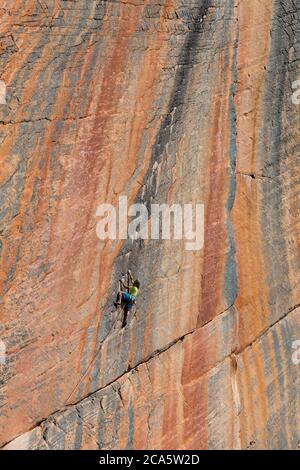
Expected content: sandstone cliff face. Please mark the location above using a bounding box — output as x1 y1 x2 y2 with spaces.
0 0 300 450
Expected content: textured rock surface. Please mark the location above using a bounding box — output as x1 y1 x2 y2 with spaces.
0 0 300 450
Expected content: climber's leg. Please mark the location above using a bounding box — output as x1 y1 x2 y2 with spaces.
121 292 134 327
122 307 128 328
114 291 122 307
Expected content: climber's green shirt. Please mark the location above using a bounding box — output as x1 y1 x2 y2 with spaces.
129 286 139 298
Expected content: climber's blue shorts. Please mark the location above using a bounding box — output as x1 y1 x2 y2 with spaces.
122 292 135 310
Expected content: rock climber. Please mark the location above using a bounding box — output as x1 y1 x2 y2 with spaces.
114 271 140 328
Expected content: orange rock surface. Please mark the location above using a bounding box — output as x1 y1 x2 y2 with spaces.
0 0 299 449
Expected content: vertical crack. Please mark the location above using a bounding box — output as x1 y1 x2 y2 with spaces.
227 2 240 448
230 353 241 449
224 4 239 308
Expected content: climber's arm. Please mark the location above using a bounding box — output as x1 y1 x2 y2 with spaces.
120 271 133 290
120 279 130 290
